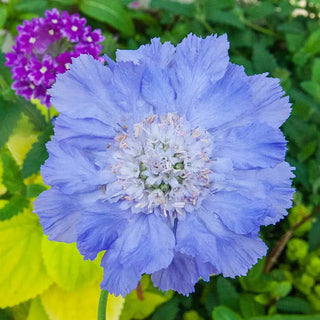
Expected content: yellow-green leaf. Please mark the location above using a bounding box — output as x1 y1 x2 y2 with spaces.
41 283 124 320
42 238 103 292
7 114 38 166
0 213 52 308
27 297 49 320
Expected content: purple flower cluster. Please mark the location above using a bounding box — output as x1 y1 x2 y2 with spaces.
5 9 104 107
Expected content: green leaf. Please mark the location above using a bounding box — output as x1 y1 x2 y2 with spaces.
120 276 172 320
301 81 320 102
22 125 53 179
79 0 134 36
41 239 103 292
0 195 29 221
26 184 47 198
269 281 292 298
303 29 320 55
239 258 272 293
151 297 179 320
249 315 320 320
0 213 52 308
252 43 277 74
309 214 320 251
217 277 239 311
14 0 47 13
150 0 195 17
239 294 264 319
247 2 274 20
0 98 23 150
212 306 242 320
206 9 244 29
41 283 123 320
275 296 311 314
0 150 25 194
27 297 49 320
205 0 236 10
0 4 7 28
285 33 305 53
297 140 317 162
311 59 320 84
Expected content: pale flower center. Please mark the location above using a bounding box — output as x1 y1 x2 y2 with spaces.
103 113 213 218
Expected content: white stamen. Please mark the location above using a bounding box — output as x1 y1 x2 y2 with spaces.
29 37 36 44
71 25 78 32
103 113 213 218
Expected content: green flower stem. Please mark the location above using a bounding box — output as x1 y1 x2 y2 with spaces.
97 289 108 320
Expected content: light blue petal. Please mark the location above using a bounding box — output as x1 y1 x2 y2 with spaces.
176 211 268 278
151 251 200 295
248 73 291 128
42 139 112 194
53 115 115 151
141 66 176 114
49 54 123 126
110 61 153 122
202 192 266 234
186 63 253 129
207 162 294 232
100 250 141 297
33 188 79 243
77 202 129 260
116 38 175 68
212 123 287 169
100 213 175 296
172 34 229 111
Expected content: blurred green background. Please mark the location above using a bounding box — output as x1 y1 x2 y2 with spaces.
1 0 320 319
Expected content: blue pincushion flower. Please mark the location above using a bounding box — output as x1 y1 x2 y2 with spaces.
34 34 295 296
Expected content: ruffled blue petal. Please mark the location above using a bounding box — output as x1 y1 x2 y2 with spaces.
141 65 176 114
77 202 129 260
49 54 123 126
206 161 294 233
116 38 175 68
186 63 253 130
110 61 153 123
100 250 141 297
202 192 266 234
248 73 291 128
212 123 287 170
176 210 268 278
42 139 113 194
53 115 115 151
100 213 175 296
151 251 200 295
33 188 79 243
172 34 229 111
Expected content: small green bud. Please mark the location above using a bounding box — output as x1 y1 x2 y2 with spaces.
306 256 320 277
286 238 308 262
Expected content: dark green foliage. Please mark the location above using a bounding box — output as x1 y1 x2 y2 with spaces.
21 124 53 179
1 0 320 318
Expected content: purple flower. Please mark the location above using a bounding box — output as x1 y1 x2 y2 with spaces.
34 34 295 296
5 8 104 108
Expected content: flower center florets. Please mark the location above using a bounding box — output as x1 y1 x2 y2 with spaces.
106 113 213 218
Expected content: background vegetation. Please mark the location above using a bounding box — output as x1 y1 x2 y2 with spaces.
0 0 320 319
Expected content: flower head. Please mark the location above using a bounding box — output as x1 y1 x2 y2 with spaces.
34 34 295 296
5 8 104 107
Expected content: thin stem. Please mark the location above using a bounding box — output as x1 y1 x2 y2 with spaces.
264 204 320 273
97 290 108 320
